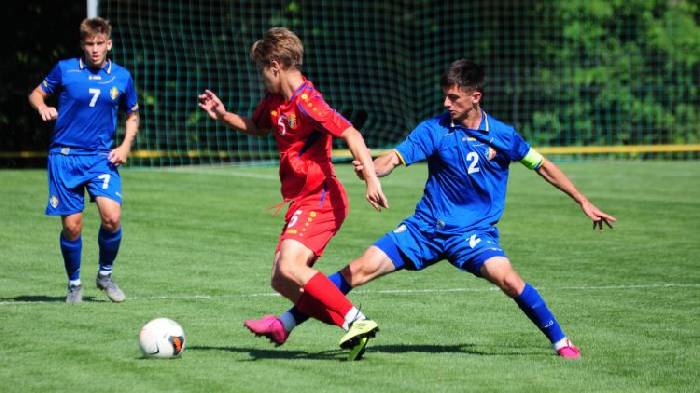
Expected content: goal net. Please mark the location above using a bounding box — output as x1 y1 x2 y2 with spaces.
99 0 700 165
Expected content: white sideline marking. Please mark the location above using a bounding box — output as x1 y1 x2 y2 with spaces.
164 169 278 180
1 283 698 305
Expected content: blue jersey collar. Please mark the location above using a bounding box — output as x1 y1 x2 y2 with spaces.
79 57 113 74
446 109 490 133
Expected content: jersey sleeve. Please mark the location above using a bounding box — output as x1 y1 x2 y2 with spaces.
40 63 62 94
120 75 139 114
394 120 438 165
252 95 274 130
491 126 533 163
296 91 352 137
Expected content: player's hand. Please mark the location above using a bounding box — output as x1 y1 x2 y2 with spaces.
198 89 227 121
353 160 366 180
581 200 616 230
109 145 130 166
37 106 58 122
365 178 389 211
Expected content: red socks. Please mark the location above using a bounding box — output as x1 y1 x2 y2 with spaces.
294 272 353 327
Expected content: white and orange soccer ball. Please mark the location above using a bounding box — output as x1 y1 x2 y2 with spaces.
139 318 186 358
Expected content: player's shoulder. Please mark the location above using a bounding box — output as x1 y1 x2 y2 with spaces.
295 80 324 106
294 80 335 116
415 113 451 134
108 60 133 78
484 111 518 136
54 57 81 71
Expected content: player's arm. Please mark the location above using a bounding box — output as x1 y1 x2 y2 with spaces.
341 127 389 211
353 150 402 179
197 89 270 136
28 86 57 121
109 112 140 165
530 153 617 229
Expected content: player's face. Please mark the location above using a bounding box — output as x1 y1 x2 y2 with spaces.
443 85 481 123
260 64 281 94
81 34 112 69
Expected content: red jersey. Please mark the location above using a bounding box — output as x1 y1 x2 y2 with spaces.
252 79 352 201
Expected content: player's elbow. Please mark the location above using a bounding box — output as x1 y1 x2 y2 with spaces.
340 127 363 145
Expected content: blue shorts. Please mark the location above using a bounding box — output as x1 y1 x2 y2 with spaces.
373 216 506 276
45 149 122 216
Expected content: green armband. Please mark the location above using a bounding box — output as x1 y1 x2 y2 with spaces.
520 148 544 170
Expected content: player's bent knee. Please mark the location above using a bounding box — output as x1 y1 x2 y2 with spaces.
63 226 82 240
62 217 83 239
100 215 121 231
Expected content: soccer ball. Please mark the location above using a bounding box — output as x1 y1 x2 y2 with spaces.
139 318 186 358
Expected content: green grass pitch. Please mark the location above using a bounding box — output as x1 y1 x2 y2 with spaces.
0 161 698 392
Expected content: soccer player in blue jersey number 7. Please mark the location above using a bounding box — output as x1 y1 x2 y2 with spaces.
28 17 140 304
247 59 616 360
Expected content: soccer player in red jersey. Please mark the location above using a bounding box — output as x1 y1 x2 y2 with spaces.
198 27 387 360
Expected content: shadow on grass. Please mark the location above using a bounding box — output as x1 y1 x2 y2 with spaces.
190 345 343 361
0 295 103 303
190 342 541 361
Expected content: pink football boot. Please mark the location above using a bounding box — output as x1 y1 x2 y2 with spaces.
556 339 581 359
244 315 289 346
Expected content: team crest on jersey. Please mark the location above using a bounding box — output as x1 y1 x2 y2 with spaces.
487 147 497 160
110 86 119 100
301 93 309 101
286 114 297 129
50 195 59 208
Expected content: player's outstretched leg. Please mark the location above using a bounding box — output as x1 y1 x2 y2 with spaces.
481 257 580 359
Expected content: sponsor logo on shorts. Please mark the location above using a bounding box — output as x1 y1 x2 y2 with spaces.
50 195 59 208
393 224 407 233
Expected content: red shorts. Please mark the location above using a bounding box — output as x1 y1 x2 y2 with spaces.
276 177 349 258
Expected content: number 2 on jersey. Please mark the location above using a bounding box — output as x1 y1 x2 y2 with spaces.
466 152 480 174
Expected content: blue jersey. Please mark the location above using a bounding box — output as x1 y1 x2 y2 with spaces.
395 110 539 232
40 58 139 151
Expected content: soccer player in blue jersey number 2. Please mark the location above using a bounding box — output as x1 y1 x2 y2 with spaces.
28 17 139 304
247 59 616 359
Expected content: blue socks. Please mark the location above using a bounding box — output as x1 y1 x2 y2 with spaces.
515 283 565 344
60 233 82 282
289 271 352 325
98 226 122 274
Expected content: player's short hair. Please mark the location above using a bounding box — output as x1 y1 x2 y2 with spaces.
80 17 112 41
441 59 484 93
250 27 304 69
